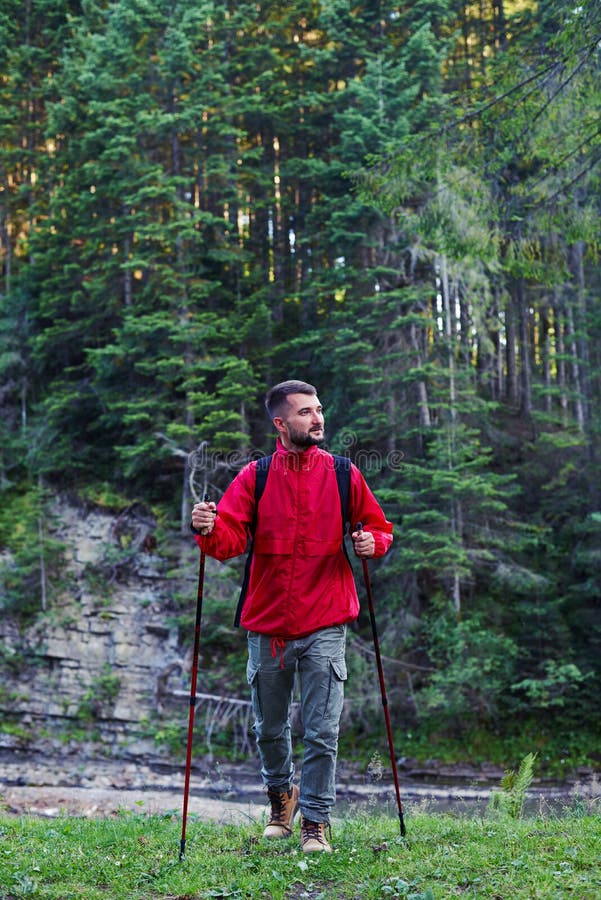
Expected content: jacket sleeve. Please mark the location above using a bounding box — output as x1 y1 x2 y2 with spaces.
193 462 256 561
349 465 393 558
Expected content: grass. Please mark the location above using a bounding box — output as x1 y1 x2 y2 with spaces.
0 802 600 899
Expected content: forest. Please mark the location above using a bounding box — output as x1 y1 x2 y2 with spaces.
1 0 600 771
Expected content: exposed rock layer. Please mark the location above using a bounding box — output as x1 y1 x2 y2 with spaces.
1 495 239 757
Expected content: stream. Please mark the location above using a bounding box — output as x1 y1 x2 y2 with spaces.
1 750 596 821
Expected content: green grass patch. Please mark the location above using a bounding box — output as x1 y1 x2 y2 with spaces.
0 808 599 899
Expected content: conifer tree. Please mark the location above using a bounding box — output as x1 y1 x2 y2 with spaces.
0 0 79 484
0 0 599 738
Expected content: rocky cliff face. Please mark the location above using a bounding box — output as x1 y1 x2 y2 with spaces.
0 495 241 760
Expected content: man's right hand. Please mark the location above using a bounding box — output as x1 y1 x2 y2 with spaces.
191 501 217 536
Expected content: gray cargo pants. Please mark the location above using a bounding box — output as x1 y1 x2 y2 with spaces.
246 625 347 824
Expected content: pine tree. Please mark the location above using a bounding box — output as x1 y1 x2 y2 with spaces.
0 0 79 485
21 1 269 521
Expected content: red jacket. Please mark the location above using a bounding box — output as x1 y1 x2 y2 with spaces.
195 440 393 639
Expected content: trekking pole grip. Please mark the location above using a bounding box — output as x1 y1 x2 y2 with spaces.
190 493 214 536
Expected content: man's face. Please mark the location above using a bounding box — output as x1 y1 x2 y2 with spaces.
275 393 325 450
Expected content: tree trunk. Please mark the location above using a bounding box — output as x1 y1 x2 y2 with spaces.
565 295 584 432
1 212 10 295
517 277 532 417
493 0 508 51
410 321 431 429
541 301 552 415
505 291 519 407
440 253 461 616
553 288 569 426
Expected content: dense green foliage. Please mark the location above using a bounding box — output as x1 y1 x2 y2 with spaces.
1 1 600 756
0 807 600 899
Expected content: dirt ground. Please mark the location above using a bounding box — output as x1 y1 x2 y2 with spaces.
1 783 267 821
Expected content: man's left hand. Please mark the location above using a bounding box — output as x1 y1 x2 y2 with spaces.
351 528 375 558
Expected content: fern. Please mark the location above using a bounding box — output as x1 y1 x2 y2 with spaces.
489 752 537 819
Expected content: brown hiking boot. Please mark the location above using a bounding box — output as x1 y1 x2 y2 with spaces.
300 815 332 853
263 784 299 839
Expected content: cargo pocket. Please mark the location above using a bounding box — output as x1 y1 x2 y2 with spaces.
246 658 262 722
246 657 261 685
324 657 347 719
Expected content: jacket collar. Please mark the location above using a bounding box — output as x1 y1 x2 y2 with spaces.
274 437 320 468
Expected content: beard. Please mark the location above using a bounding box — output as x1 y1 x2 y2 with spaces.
287 424 325 449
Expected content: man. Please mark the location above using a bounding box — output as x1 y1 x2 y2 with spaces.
191 379 393 852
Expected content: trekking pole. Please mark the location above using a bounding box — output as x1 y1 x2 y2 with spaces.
179 495 211 861
356 523 406 837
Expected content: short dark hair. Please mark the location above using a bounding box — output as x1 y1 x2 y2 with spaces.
265 380 317 419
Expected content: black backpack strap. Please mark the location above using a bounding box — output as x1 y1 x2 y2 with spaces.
332 455 352 567
332 455 351 533
233 455 272 627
